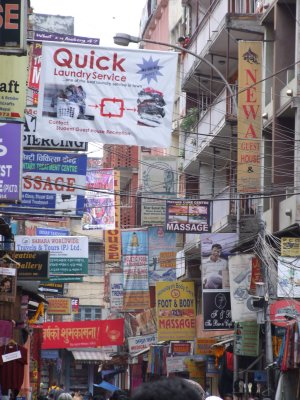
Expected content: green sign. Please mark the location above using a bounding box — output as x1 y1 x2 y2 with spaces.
234 321 259 356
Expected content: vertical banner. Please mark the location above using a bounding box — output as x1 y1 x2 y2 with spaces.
156 281 196 341
234 321 259 356
148 226 176 285
0 54 28 122
237 41 262 192
228 254 257 322
0 123 22 201
201 233 238 330
105 170 121 262
122 229 150 310
37 43 178 147
83 167 115 230
110 272 123 312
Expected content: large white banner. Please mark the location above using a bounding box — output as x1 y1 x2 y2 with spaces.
37 43 178 147
228 254 257 322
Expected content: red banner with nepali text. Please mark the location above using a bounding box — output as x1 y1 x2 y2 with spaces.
42 319 124 349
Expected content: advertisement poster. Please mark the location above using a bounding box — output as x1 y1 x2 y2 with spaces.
122 229 149 310
110 272 123 312
277 256 300 298
83 168 115 230
281 237 300 257
156 281 196 341
105 170 121 262
228 254 257 322
36 43 177 147
237 41 262 192
42 319 124 349
0 123 22 201
141 155 177 195
135 308 157 335
148 226 176 284
141 199 166 226
234 321 259 357
1 151 87 216
0 54 27 122
14 235 88 276
201 232 239 292
166 200 211 233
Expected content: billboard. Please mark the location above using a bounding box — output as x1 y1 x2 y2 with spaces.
0 0 27 54
47 297 71 315
0 54 27 122
156 281 196 341
148 226 176 284
1 151 87 216
14 235 88 276
166 199 211 233
141 155 177 195
0 123 22 201
36 43 177 147
237 41 262 192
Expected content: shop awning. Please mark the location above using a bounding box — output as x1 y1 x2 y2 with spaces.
93 381 120 392
69 348 112 363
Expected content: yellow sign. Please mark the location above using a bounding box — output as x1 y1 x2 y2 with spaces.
237 41 262 192
47 297 71 315
156 281 196 341
281 237 300 257
0 54 27 122
195 338 216 355
105 170 121 261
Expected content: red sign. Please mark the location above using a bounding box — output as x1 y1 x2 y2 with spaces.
270 300 300 327
42 319 124 349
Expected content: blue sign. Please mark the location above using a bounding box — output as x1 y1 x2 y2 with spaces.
36 227 69 236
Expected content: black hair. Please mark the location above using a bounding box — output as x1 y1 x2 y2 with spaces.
211 243 222 250
131 377 202 400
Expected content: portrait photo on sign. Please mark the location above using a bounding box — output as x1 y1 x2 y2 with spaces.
0 268 17 302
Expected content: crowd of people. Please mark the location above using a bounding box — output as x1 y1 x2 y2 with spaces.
41 379 233 400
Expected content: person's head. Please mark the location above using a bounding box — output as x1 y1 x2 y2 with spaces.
210 244 222 260
223 395 233 400
131 377 204 400
206 397 222 400
58 394 72 400
1 277 12 292
110 390 128 400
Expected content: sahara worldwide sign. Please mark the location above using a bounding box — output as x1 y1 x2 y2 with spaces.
36 43 178 147
237 41 262 192
0 123 22 201
156 281 196 341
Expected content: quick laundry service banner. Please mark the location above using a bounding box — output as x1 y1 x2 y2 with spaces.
156 281 196 341
36 43 178 147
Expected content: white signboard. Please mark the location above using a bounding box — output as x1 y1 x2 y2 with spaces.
228 254 257 322
278 256 300 298
110 273 123 312
128 333 157 355
166 356 188 374
37 43 178 147
14 236 88 275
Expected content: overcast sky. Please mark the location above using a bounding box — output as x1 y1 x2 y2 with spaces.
30 0 146 47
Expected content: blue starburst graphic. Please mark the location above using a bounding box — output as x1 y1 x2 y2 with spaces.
136 57 164 83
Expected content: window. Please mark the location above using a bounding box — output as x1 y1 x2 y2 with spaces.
73 306 102 321
88 245 104 276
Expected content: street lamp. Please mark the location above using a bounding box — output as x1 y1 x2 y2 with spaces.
113 33 237 111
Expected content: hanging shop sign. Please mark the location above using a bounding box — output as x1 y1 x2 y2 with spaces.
14 235 88 276
0 0 27 53
105 170 121 262
0 151 87 216
234 321 259 357
237 41 262 192
165 199 211 233
42 319 124 349
0 265 16 302
36 43 177 147
156 281 196 341
47 297 72 315
128 333 157 355
0 123 22 202
0 54 27 122
38 282 64 295
278 256 300 298
110 272 123 312
202 291 233 330
281 237 300 257
0 250 49 280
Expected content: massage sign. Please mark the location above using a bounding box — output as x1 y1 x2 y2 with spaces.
156 281 196 341
237 41 262 192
